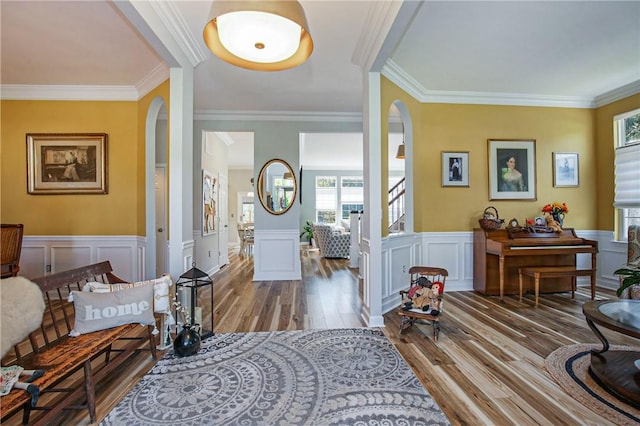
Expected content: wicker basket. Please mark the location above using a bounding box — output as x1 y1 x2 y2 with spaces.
478 206 504 230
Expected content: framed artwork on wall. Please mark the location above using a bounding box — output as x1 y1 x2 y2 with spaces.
553 152 579 187
442 151 469 187
488 139 536 201
26 133 108 195
202 170 217 236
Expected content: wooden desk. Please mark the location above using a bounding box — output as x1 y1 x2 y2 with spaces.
473 228 598 300
583 300 640 409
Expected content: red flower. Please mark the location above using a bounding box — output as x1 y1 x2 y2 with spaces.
542 202 568 215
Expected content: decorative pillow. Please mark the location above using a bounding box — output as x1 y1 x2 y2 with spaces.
82 275 172 314
341 219 351 232
70 285 155 336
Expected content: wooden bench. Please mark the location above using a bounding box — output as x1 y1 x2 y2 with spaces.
1 261 157 425
519 266 595 307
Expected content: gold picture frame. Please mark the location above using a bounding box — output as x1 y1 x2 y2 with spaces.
27 133 108 195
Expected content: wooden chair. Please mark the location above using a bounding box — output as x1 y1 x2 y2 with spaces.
237 223 254 257
1 224 24 278
397 266 447 341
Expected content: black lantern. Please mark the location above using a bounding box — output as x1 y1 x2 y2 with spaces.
175 263 214 338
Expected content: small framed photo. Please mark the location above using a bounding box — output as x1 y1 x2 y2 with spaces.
27 133 108 195
553 152 579 187
534 216 545 227
488 139 536 200
442 151 469 187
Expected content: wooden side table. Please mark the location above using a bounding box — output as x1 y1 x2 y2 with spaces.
582 299 640 409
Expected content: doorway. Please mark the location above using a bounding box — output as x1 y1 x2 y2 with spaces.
155 165 167 276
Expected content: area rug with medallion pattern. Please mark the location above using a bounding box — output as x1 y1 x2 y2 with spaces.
101 328 449 425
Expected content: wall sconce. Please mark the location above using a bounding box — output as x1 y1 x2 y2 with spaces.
203 0 314 71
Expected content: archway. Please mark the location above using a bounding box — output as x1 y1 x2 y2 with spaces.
387 101 413 235
145 97 168 279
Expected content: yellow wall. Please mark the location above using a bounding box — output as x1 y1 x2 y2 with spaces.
594 93 640 231
382 77 604 232
1 80 169 235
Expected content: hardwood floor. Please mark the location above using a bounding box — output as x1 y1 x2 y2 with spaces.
16 246 637 425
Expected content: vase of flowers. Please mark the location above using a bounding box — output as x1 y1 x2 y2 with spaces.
542 202 568 226
172 296 201 357
173 324 201 357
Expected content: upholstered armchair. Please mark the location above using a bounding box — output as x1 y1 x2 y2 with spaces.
626 225 640 269
312 224 350 259
619 224 640 299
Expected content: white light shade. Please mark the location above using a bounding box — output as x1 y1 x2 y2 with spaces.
203 0 313 71
217 11 301 63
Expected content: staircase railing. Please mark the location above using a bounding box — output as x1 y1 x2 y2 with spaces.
388 178 405 233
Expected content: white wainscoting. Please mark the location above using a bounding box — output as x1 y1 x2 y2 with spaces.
20 235 146 282
380 230 626 315
253 229 301 281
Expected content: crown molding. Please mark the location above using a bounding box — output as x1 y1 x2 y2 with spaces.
193 110 362 123
352 0 403 71
136 63 171 98
594 80 640 107
381 60 426 103
1 63 169 102
382 60 597 108
149 1 208 67
0 84 139 101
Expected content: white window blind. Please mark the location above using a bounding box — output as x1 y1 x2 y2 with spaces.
614 142 640 208
341 177 363 203
315 177 336 210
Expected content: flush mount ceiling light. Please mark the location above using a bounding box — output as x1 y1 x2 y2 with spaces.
203 0 314 71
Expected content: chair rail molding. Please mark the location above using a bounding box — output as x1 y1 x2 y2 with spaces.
380 229 622 315
20 235 145 282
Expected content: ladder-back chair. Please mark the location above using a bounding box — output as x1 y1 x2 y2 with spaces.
397 266 448 341
1 224 24 279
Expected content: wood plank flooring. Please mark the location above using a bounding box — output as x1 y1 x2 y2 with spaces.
13 245 638 425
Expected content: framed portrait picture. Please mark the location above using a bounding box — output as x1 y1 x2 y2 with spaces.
488 139 536 201
26 133 108 195
442 151 469 187
202 170 217 236
553 152 579 187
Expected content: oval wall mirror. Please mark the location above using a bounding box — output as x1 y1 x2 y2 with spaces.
257 159 297 215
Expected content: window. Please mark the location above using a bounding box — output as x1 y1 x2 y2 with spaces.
241 202 254 223
340 177 363 219
614 108 640 240
315 176 336 224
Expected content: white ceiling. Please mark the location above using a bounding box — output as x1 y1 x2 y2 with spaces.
2 1 639 169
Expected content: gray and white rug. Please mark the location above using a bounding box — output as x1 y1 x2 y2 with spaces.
102 328 449 425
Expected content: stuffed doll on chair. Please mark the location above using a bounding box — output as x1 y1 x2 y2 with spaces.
0 277 46 406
